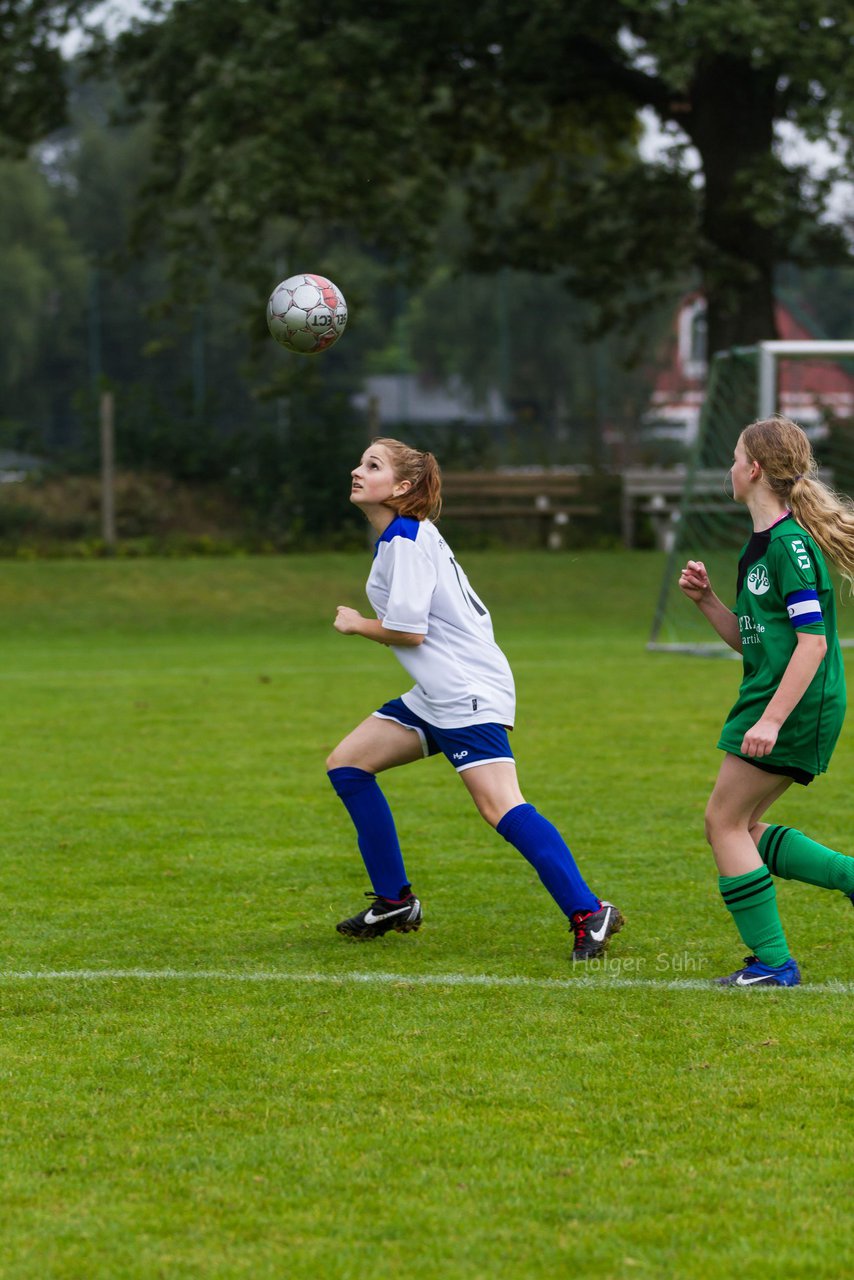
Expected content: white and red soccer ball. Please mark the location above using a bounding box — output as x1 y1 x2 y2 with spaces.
266 273 348 354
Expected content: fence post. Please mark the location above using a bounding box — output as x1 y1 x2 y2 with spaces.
100 389 116 552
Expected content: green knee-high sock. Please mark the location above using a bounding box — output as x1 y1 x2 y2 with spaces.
719 867 791 967
759 825 854 895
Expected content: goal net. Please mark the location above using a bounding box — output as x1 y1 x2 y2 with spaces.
648 340 854 654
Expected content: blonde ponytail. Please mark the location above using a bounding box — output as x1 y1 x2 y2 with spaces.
742 416 854 588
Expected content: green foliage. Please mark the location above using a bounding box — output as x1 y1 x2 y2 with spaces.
0 1 99 154
103 1 641 291
778 264 854 340
3 4 853 527
0 72 361 528
101 0 853 354
0 158 87 416
0 61 676 510
396 264 673 461
0 552 852 1275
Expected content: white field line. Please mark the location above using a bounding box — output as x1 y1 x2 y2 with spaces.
0 968 852 994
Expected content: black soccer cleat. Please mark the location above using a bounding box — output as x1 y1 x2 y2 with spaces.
570 900 624 960
336 891 423 940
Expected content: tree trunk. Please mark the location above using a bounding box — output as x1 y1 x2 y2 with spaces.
684 56 780 357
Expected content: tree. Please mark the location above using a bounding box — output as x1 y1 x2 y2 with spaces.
0 1 99 153
558 0 854 354
95 1 645 311
0 156 87 448
103 0 853 358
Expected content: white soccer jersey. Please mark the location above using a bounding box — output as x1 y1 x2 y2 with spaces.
366 517 516 729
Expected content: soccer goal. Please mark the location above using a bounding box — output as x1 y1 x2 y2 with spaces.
647 339 854 655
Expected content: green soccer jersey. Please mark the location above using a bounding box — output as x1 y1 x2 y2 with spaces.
718 514 846 774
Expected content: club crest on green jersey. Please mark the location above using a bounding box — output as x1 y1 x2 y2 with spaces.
747 564 771 595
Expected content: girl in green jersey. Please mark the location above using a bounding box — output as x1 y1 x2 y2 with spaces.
679 415 854 987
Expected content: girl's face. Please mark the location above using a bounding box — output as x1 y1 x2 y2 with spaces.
730 436 759 503
350 445 408 508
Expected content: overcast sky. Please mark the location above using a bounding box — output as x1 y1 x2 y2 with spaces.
638 108 852 227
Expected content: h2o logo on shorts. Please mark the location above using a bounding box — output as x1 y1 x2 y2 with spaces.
747 564 771 595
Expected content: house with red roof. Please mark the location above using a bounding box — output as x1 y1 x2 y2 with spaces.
644 292 854 443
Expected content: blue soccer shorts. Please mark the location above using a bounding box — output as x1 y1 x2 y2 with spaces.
373 697 514 773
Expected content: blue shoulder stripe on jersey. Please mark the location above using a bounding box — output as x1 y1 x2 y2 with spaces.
375 516 421 549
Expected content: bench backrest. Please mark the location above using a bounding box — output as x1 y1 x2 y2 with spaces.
622 468 726 497
442 471 583 499
622 466 835 497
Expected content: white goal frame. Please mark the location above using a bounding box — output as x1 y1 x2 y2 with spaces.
648 337 854 654
757 339 854 421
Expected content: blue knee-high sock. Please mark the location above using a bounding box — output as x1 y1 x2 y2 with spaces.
327 767 411 900
496 803 599 918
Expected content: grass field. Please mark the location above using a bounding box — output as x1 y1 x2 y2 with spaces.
1 551 852 1279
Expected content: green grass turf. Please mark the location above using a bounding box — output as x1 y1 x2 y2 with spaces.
1 552 852 1279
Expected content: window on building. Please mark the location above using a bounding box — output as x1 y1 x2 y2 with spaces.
690 309 707 367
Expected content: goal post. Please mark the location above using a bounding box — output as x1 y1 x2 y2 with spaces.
648 338 854 654
758 340 854 419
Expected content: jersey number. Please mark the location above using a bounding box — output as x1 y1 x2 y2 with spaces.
790 538 812 571
450 558 487 616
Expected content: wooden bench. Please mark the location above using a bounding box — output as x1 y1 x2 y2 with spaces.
440 469 600 548
621 466 835 549
620 468 725 550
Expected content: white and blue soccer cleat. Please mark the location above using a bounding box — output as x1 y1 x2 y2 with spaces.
716 955 801 987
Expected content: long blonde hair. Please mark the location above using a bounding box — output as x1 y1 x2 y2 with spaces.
742 415 854 587
373 437 442 522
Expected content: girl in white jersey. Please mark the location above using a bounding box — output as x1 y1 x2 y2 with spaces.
326 437 623 962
